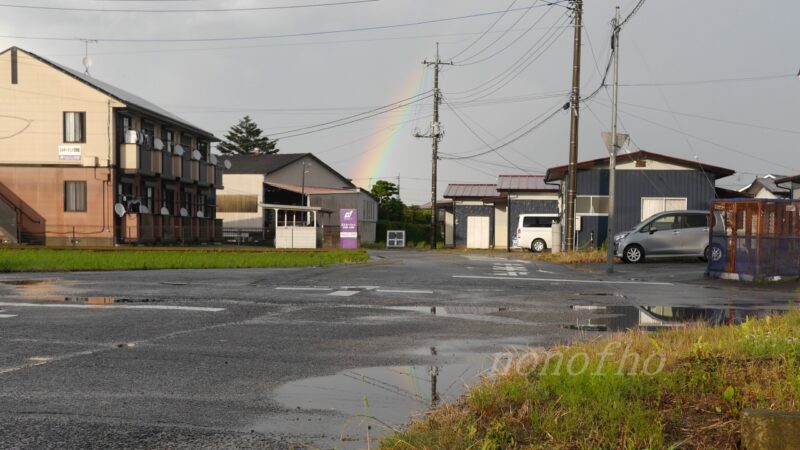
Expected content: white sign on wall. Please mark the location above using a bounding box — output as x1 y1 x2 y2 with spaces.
58 145 81 161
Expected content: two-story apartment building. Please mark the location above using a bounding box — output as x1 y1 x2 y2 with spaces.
0 46 223 246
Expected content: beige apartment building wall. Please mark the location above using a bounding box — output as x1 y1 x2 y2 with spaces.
217 173 264 228
0 49 124 167
0 165 115 246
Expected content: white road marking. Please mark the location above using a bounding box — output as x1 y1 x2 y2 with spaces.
452 275 673 286
328 290 360 297
0 314 17 319
492 263 529 277
376 289 434 294
275 287 332 291
0 302 224 312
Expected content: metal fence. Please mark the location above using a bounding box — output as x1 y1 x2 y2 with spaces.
708 199 800 280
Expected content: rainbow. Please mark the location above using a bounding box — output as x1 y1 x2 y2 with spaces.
351 68 430 189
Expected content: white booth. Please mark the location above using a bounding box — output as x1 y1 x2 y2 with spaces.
263 203 329 249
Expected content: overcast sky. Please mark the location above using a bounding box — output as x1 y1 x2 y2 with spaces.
2 0 798 203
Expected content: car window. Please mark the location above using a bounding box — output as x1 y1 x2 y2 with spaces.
522 216 553 228
649 215 677 231
685 213 709 228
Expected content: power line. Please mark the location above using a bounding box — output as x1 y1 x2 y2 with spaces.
619 74 794 87
447 0 519 61
445 10 572 101
442 97 532 174
453 0 540 65
600 100 800 136
268 91 432 137
0 4 563 43
440 100 568 160
0 0 380 13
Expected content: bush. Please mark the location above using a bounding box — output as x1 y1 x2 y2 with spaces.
376 220 432 245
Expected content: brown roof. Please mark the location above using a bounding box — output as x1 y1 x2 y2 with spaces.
497 175 558 191
443 184 500 199
774 174 800 185
544 150 736 182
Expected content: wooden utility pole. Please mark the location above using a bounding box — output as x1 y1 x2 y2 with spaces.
416 43 452 250
564 0 583 251
606 6 621 272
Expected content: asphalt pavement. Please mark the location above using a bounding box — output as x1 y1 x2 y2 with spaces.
0 250 796 449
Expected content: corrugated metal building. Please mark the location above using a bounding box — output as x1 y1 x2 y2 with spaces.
442 175 559 249
545 150 735 248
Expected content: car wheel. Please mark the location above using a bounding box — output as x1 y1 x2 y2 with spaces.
709 244 723 262
701 246 710 262
623 244 644 263
531 239 546 253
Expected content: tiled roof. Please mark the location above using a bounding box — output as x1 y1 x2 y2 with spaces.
497 175 558 191
443 184 500 198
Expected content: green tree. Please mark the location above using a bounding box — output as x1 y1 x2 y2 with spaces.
370 180 399 204
370 180 405 221
217 116 278 155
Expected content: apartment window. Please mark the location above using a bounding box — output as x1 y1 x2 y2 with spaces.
182 191 193 214
576 195 609 215
197 194 207 216
198 140 208 160
143 186 154 213
180 135 192 155
163 129 174 153
63 112 86 143
163 188 175 215
64 181 87 212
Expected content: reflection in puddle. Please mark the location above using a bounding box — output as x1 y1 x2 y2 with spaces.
378 305 533 326
270 353 493 448
565 304 789 332
0 279 57 286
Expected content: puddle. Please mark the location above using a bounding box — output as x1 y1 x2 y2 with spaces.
376 305 535 326
0 279 58 286
267 356 492 448
564 304 790 332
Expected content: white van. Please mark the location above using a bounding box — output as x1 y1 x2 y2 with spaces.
514 213 558 252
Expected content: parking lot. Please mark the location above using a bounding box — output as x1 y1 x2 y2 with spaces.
0 250 796 449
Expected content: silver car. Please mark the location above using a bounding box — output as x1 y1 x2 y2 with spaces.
614 210 711 263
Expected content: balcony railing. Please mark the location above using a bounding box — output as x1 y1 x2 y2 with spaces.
118 213 220 244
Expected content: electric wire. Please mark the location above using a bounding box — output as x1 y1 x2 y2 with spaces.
0 0 380 13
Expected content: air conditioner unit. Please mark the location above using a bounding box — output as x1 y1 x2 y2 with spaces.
124 130 138 144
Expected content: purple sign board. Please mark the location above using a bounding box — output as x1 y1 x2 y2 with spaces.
339 208 358 249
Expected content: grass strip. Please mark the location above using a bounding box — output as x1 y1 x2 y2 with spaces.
0 247 369 272
382 311 800 449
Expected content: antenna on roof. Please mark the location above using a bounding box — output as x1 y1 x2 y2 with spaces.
80 39 97 76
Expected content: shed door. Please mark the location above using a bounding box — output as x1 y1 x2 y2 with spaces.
467 216 490 249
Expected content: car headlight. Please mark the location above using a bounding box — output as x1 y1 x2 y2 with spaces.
614 232 629 242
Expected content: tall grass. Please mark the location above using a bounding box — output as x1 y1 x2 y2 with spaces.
0 247 369 272
382 311 800 449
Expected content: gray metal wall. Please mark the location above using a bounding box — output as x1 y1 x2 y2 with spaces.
577 169 717 247
507 199 559 247
454 204 494 247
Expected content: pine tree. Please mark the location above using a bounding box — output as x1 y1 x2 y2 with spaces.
217 116 278 155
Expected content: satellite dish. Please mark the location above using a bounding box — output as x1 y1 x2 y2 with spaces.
174 145 184 156
153 138 164 151
191 150 202 161
180 207 188 217
209 154 218 165
160 207 170 216
114 203 126 217
139 205 150 214
136 132 145 145
196 211 204 218
223 159 232 170
82 55 93 73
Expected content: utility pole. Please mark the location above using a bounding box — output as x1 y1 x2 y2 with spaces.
564 0 583 252
606 6 621 273
415 43 452 250
396 174 401 201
